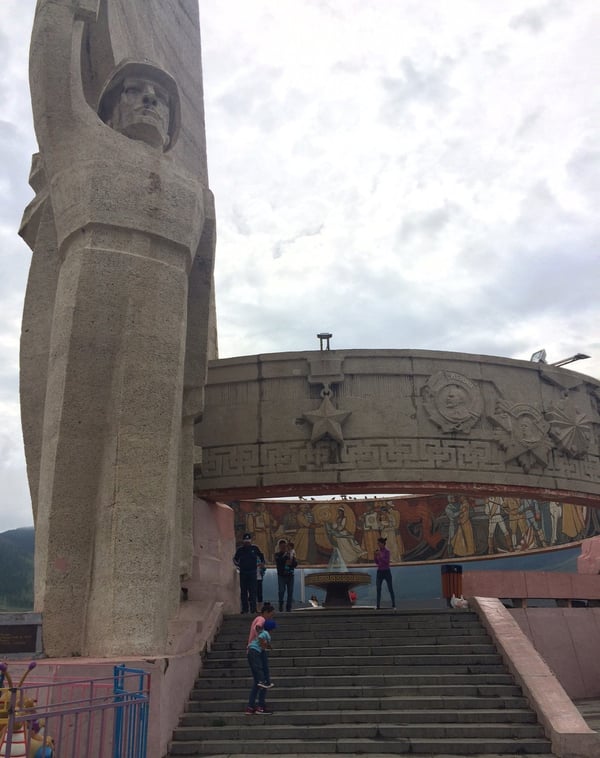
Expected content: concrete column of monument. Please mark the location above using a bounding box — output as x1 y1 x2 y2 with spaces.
20 0 216 656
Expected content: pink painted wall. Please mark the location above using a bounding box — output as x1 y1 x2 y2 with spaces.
463 566 600 700
462 570 600 600
510 608 600 700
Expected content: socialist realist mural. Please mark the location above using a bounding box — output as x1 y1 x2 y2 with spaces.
231 496 600 566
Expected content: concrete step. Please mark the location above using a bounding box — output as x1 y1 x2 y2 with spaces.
199 664 506 679
173 721 545 739
208 643 497 658
186 695 530 713
191 675 520 699
211 628 489 653
219 613 480 631
167 609 555 757
180 708 538 726
218 621 485 632
193 672 514 687
204 653 504 668
168 753 556 758
217 617 486 630
190 683 524 701
169 735 553 755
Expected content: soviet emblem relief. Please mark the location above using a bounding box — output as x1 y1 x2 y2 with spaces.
492 401 551 473
545 401 593 458
422 371 483 433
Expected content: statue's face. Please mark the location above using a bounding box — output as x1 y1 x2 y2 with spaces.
110 77 171 149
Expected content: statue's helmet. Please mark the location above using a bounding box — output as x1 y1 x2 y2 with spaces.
97 59 181 151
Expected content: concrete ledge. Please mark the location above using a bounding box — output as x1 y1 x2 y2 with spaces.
463 570 600 604
472 596 600 758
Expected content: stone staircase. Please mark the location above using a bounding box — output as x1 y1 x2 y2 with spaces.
168 608 556 757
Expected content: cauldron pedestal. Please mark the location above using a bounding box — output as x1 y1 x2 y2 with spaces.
305 571 371 608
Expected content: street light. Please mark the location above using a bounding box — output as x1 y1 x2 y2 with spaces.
530 349 590 368
530 349 547 363
550 353 590 368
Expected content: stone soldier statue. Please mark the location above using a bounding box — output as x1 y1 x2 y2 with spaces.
19 0 216 657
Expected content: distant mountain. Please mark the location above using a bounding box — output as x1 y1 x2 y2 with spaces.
0 527 34 611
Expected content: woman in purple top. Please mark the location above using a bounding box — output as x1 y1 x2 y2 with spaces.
374 537 396 609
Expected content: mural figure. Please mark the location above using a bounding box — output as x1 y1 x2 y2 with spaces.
539 500 562 545
517 500 548 550
449 497 475 557
378 503 404 561
503 496 528 551
246 502 276 560
485 497 512 553
294 503 319 563
326 507 366 564
360 501 381 560
561 503 587 541
445 496 461 557
313 502 336 556
547 500 562 545
282 503 300 537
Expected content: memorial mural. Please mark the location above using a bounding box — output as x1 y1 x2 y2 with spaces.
231 496 599 566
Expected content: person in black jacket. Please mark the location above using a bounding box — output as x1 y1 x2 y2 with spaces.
233 533 266 613
274 539 298 612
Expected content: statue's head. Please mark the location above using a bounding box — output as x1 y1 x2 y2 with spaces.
98 60 181 152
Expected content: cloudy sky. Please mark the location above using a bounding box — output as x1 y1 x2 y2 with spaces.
1 0 599 531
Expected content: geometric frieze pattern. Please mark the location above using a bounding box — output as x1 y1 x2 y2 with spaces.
200 437 600 484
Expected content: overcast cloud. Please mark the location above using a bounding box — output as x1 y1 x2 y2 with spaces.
1 0 599 531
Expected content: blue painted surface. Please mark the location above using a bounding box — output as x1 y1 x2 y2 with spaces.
260 545 581 606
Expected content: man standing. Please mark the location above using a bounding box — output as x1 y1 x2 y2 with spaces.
234 534 265 614
274 539 298 612
374 537 396 610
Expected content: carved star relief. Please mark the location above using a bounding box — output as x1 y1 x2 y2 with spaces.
545 402 592 458
303 394 351 445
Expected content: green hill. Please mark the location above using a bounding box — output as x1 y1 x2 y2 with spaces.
0 527 34 611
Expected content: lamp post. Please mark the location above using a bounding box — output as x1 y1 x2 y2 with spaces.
550 353 590 368
317 332 332 351
530 350 590 368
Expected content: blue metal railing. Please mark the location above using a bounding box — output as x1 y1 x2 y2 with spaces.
113 666 149 758
0 665 150 758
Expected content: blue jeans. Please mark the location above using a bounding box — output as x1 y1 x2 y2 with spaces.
260 650 270 684
277 573 294 611
239 572 258 613
247 648 267 708
376 569 395 608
